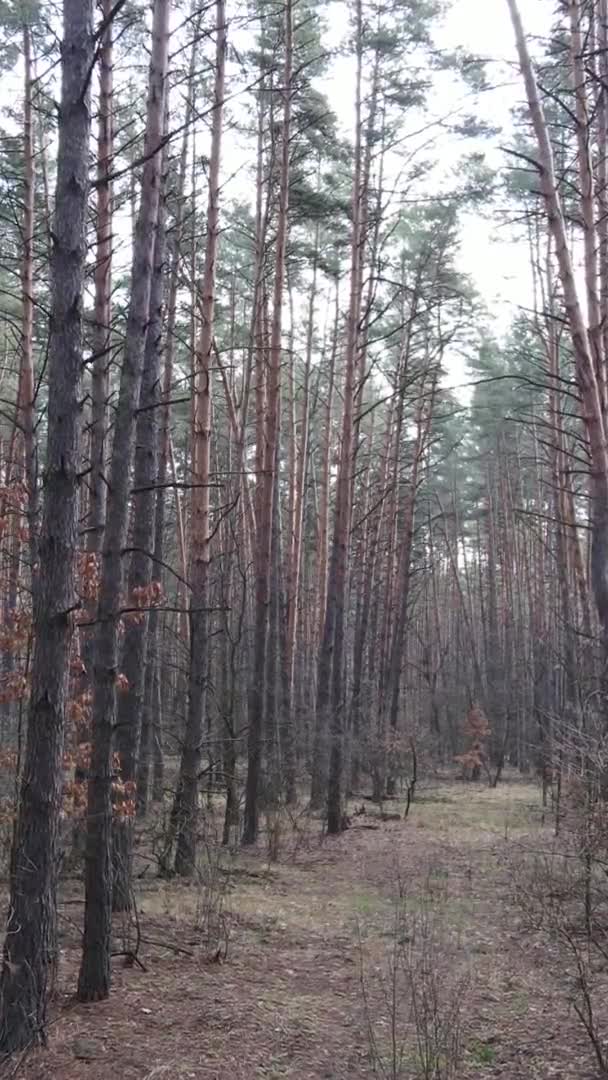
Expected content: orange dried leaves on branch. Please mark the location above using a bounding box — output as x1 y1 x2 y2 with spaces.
0 609 32 653
454 704 490 781
123 579 164 625
78 551 101 604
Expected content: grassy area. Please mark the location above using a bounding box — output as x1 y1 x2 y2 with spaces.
16 777 601 1080
410 779 543 836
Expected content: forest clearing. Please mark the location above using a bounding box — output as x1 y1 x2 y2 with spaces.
7 777 603 1080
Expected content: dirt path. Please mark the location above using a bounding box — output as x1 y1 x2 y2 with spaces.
11 781 603 1079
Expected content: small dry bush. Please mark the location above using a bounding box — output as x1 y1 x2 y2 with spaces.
360 878 469 1079
193 818 230 961
358 728 418 810
264 805 283 863
263 801 313 863
148 797 231 960
510 757 608 1074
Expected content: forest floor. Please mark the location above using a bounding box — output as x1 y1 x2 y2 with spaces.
6 776 605 1079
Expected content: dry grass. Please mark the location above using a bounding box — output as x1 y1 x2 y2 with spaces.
8 775 606 1079
411 780 543 837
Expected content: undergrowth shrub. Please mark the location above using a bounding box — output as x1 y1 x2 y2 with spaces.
181 811 231 961
510 739 608 1075
263 801 314 863
359 876 469 1079
194 841 230 962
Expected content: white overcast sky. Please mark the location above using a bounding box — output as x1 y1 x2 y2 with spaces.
440 0 554 328
304 0 555 394
313 0 556 349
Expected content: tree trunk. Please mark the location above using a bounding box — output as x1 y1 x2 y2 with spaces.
325 0 363 835
89 0 113 555
309 286 338 806
172 0 226 876
507 0 608 643
18 20 37 555
243 0 293 844
78 0 170 1002
72 0 114 863
0 0 94 1052
137 23 197 816
112 140 167 910
283 236 317 801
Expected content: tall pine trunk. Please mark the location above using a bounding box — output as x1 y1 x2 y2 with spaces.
316 0 363 832
89 0 113 554
172 0 226 877
0 0 94 1052
18 20 37 554
243 0 293 844
73 0 114 861
112 144 167 910
137 21 198 815
507 0 608 647
78 0 170 1001
309 291 338 804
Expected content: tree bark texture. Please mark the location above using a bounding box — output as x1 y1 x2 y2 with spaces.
78 0 170 1001
0 0 93 1052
